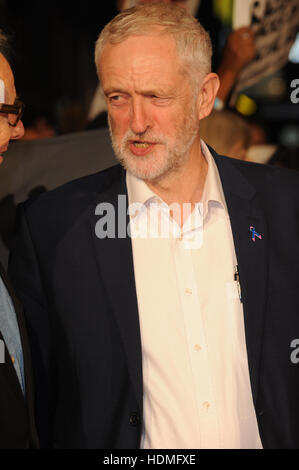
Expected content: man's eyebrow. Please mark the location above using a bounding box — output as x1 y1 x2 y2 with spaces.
104 87 128 96
104 87 172 97
141 89 171 96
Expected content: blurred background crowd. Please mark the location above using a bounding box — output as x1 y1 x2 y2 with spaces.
0 0 298 264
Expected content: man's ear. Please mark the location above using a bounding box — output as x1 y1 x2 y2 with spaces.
197 73 220 121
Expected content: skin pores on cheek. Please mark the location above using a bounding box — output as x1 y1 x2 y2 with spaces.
0 116 10 147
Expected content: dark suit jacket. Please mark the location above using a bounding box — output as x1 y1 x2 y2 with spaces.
8 148 299 449
0 264 39 448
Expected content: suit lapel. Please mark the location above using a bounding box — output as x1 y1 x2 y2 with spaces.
89 167 143 412
214 153 268 405
0 265 25 402
0 264 39 447
0 327 24 401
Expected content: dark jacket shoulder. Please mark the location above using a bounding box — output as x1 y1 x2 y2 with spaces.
17 164 124 243
213 150 299 201
24 163 124 215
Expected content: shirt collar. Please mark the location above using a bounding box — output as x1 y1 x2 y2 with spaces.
200 139 228 219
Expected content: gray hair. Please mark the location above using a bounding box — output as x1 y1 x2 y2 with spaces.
95 2 212 89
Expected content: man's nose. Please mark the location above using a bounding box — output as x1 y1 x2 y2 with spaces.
10 119 25 140
130 100 151 135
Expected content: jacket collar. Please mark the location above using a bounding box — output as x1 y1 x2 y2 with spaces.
212 149 268 405
90 167 143 413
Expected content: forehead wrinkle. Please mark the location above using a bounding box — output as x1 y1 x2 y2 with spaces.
100 35 191 102
100 34 180 77
102 63 183 98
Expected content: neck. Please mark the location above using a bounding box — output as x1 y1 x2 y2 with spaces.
145 137 208 207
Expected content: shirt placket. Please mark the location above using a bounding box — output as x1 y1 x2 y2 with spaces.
173 230 220 448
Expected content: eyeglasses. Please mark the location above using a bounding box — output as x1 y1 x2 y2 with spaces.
0 99 25 127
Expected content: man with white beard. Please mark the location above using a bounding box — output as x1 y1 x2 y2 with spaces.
9 4 299 449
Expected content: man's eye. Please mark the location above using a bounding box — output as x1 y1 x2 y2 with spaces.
109 95 125 104
150 96 170 105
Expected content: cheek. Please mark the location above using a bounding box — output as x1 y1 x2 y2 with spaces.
0 118 10 147
153 109 181 136
109 109 130 137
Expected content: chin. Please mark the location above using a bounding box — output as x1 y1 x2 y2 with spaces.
119 151 173 182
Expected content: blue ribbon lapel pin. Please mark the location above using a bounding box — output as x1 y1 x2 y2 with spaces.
249 226 262 242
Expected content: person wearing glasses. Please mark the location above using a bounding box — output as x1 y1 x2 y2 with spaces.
0 99 24 158
0 31 39 448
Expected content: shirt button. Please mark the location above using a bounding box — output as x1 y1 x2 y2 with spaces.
129 412 140 426
194 344 202 352
11 355 15 364
184 288 192 295
202 401 210 410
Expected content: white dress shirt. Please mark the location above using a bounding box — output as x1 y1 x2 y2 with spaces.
126 140 263 449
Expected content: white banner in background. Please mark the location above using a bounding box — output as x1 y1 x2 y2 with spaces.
232 0 299 100
233 0 252 29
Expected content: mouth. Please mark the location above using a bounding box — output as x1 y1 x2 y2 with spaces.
129 140 157 156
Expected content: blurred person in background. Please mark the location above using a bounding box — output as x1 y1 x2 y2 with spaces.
200 109 251 160
21 106 56 141
246 119 278 165
268 146 299 171
0 31 39 448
